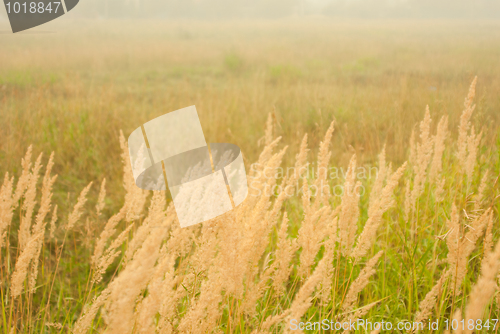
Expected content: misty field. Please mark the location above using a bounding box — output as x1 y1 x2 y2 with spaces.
1 20 500 333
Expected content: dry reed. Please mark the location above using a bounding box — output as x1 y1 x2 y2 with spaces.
1 77 498 334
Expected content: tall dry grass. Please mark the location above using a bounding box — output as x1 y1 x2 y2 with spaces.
0 77 499 333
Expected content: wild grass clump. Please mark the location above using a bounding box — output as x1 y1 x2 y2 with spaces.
0 77 499 333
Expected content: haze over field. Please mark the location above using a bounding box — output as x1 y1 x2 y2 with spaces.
1 0 500 19
1 20 499 202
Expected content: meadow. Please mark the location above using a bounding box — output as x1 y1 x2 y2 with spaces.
1 19 500 333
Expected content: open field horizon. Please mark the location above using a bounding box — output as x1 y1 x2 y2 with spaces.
1 19 500 208
1 19 500 333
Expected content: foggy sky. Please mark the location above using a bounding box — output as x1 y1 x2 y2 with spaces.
1 0 500 20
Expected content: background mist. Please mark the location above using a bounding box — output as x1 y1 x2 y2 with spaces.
1 0 500 20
